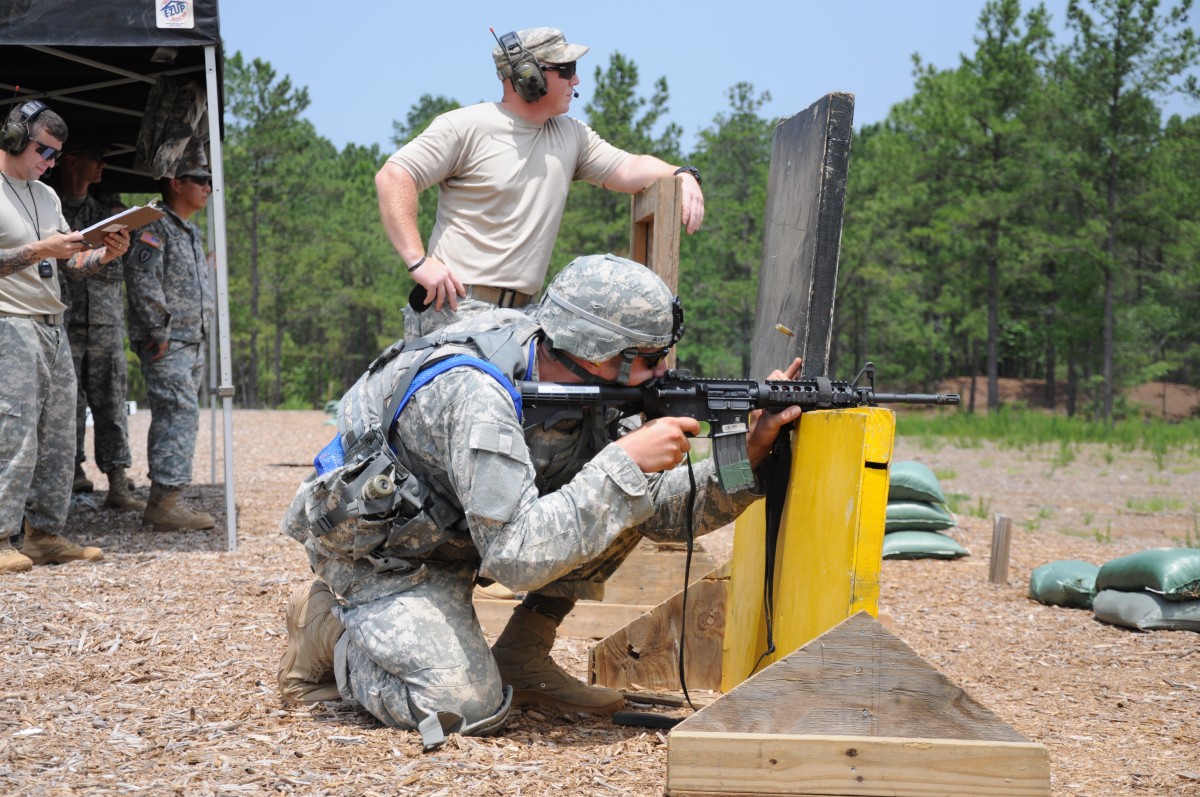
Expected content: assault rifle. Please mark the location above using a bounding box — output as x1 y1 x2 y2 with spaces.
518 362 960 493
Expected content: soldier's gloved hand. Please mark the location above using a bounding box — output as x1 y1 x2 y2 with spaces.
615 416 700 473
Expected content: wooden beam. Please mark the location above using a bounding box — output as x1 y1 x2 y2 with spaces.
667 733 1050 797
630 174 682 292
590 561 730 692
668 612 1049 797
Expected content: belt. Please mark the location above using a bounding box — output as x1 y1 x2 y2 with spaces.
0 311 62 326
463 285 535 309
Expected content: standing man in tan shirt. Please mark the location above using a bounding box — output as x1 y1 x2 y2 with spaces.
376 26 705 339
0 100 131 573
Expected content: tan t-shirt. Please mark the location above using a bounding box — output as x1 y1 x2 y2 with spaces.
389 102 629 295
0 172 69 315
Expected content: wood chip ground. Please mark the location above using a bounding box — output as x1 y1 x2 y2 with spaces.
1 409 1196 796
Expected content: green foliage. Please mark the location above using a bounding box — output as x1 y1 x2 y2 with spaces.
214 11 1200 408
897 406 1200 454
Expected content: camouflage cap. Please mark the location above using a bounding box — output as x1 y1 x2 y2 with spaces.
493 27 589 78
174 155 211 179
535 253 679 362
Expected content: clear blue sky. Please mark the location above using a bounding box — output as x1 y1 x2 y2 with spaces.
219 0 1199 153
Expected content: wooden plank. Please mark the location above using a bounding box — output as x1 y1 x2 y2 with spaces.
750 92 854 380
630 174 682 291
590 562 730 692
700 613 1028 741
602 539 718 608
670 612 1049 796
667 732 1050 797
474 598 652 640
722 407 893 690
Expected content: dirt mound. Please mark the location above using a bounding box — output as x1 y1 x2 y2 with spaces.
935 377 1200 419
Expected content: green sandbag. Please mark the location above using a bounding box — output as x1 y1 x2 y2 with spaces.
882 530 970 560
1095 548 1200 601
888 460 948 504
1028 560 1099 609
885 500 956 532
1093 589 1200 632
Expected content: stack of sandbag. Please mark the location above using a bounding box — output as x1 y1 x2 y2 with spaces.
882 460 969 560
1028 560 1100 609
1091 548 1200 632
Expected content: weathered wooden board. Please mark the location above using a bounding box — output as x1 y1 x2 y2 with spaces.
590 561 730 692
749 93 854 380
668 612 1049 797
475 539 719 640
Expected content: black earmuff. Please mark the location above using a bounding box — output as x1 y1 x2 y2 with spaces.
1 100 50 156
498 31 546 103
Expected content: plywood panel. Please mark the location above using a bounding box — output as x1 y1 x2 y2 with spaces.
750 93 854 380
722 407 893 691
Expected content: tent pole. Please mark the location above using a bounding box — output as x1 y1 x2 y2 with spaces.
204 44 238 551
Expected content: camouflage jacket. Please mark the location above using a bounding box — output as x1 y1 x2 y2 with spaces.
125 204 213 344
283 310 761 607
60 195 126 326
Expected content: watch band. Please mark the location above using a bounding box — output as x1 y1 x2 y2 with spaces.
673 165 702 186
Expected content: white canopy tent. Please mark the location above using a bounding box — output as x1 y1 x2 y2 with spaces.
1 0 239 548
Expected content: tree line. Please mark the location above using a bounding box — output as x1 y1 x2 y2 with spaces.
218 0 1199 422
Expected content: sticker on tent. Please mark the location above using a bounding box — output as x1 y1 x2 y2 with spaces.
157 0 195 29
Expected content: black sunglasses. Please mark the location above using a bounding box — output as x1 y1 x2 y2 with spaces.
540 61 577 80
30 138 61 161
181 175 212 187
624 346 671 368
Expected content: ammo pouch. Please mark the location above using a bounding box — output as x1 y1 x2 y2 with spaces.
308 429 462 561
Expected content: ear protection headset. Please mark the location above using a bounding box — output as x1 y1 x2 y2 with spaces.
495 30 547 103
1 100 50 156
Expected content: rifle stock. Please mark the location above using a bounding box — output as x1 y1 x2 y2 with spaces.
518 363 960 492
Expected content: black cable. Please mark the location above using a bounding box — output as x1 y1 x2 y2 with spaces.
677 455 699 711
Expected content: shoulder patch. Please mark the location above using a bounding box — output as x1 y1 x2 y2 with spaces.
138 231 162 248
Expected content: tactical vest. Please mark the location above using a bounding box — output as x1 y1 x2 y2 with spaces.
290 311 541 569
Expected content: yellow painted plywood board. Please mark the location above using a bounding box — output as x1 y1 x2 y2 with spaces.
722 408 894 691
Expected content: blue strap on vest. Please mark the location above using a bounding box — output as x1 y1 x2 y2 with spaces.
314 355 522 475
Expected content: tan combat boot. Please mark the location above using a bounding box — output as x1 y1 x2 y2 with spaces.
492 605 625 715
142 483 215 531
72 462 94 493
21 519 104 565
104 467 146 511
0 537 33 574
277 580 344 703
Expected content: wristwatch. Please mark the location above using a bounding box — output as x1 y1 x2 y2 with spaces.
673 165 702 186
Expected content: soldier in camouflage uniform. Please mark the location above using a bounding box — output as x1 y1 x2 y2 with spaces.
125 161 215 531
276 255 802 748
56 141 143 511
0 100 131 574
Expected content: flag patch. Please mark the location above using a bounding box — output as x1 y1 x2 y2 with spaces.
138 232 162 248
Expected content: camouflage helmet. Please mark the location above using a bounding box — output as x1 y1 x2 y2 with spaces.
536 253 683 380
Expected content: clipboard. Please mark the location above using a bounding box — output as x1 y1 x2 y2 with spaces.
79 200 166 248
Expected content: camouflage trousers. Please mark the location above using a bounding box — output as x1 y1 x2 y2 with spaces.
402 296 539 342
333 562 511 740
138 340 205 487
0 317 76 540
68 322 132 472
